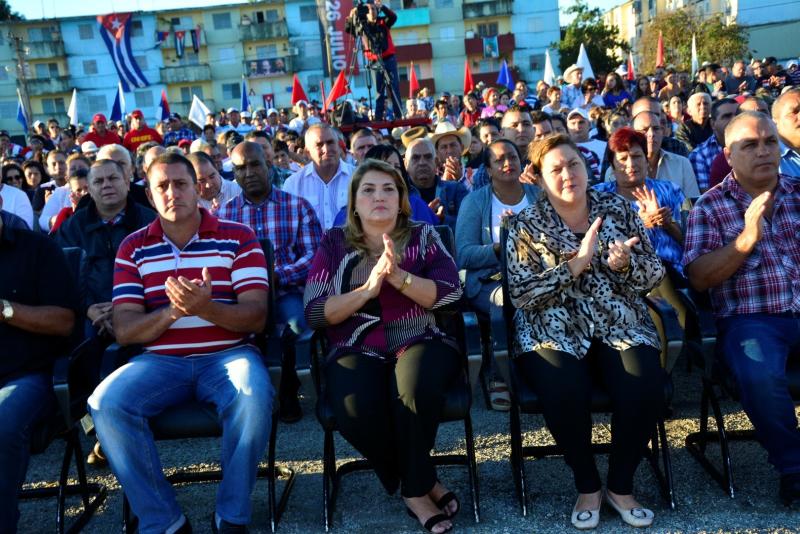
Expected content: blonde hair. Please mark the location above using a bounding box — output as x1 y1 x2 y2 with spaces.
344 159 412 257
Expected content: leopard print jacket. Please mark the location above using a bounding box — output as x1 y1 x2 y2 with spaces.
505 188 665 359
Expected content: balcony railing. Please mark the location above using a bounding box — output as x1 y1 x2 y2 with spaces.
395 43 433 62
243 57 293 78
25 39 65 59
159 28 206 49
27 76 71 96
394 7 430 28
239 19 289 41
159 64 212 84
462 0 512 19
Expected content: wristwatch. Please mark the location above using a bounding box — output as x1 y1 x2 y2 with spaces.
1 299 13 322
398 272 412 293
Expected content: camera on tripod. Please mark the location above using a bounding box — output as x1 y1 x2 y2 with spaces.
354 0 374 24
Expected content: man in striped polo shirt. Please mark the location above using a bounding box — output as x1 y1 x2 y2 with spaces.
88 152 273 534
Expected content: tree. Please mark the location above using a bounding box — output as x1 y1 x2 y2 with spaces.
556 0 629 77
0 0 23 21
639 10 748 74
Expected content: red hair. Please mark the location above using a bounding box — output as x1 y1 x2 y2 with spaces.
605 127 648 167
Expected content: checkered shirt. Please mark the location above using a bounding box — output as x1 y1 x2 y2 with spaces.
683 174 800 318
688 135 722 191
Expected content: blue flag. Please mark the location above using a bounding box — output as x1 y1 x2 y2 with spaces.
497 59 514 91
109 83 125 121
240 78 250 113
16 91 28 132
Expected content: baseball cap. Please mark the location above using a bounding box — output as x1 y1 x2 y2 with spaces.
81 141 99 154
227 107 239 114
32 120 44 129
177 139 192 148
266 108 278 116
241 111 252 118
168 112 181 121
92 113 107 124
567 108 590 121
0 130 10 138
130 109 144 119
294 100 308 107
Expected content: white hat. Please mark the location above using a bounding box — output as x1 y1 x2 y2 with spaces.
294 100 309 107
241 111 252 118
266 108 278 116
32 120 44 129
567 108 590 120
564 64 584 81
81 141 99 154
227 107 239 114
427 121 471 149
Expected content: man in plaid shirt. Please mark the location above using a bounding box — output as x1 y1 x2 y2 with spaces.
688 98 739 192
218 141 322 422
684 111 800 508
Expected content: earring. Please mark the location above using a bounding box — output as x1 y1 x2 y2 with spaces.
353 210 359 217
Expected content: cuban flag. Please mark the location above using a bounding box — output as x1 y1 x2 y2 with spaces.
175 31 186 59
97 13 150 93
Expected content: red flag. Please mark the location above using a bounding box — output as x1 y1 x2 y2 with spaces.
464 60 474 95
325 70 351 111
409 62 420 99
291 74 309 105
655 31 665 68
159 89 170 122
627 51 636 82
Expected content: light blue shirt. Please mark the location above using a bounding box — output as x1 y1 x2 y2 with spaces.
780 142 800 178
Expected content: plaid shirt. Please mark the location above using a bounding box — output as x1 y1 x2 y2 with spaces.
218 188 322 292
163 128 196 146
688 134 722 191
683 174 800 318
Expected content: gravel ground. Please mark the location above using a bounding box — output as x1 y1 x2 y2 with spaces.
18 362 800 534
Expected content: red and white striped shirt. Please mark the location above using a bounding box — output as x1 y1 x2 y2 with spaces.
113 208 269 356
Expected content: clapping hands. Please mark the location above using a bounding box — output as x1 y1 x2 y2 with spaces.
632 186 672 229
362 234 404 298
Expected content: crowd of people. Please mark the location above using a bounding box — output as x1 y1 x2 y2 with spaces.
1 52 799 533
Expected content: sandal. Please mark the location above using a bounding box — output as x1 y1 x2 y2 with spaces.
435 492 460 518
489 380 511 411
406 507 453 533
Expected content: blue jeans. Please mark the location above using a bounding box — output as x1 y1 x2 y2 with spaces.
88 346 274 533
469 281 505 379
374 54 401 121
274 292 306 335
0 373 55 532
717 313 800 475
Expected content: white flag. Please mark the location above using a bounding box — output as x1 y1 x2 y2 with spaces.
67 88 78 127
576 43 595 80
691 34 699 77
188 94 211 129
543 49 558 86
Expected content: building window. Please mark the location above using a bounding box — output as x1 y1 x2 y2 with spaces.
86 95 106 114
398 63 421 82
83 60 98 75
42 97 66 114
476 23 498 38
256 44 278 59
439 27 455 41
527 17 543 32
134 55 148 70
171 17 181 26
218 47 236 64
134 90 154 108
35 63 59 78
28 26 57 42
435 0 453 7
180 86 204 102
131 20 144 37
0 68 7 81
222 82 241 100
529 54 545 71
299 5 318 22
78 24 94 40
212 13 232 30
479 59 500 73
178 53 200 66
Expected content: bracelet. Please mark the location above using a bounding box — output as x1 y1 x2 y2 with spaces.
398 272 412 293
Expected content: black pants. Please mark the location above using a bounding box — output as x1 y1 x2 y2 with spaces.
325 340 461 498
518 341 665 495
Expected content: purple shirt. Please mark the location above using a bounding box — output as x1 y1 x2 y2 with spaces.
304 224 463 362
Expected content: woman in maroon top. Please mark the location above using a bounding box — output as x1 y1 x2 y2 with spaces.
304 159 463 534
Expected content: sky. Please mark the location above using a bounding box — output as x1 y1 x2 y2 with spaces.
8 0 623 22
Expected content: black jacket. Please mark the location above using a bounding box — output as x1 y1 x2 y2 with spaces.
56 195 156 311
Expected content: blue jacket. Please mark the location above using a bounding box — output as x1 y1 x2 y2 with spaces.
430 178 469 231
455 183 540 300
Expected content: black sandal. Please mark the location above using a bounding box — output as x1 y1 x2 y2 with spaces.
406 507 454 533
435 492 460 518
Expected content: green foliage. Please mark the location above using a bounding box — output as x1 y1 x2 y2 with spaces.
556 0 629 76
639 10 749 73
0 0 23 21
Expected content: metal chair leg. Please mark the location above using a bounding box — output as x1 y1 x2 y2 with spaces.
322 429 335 531
463 415 481 523
658 419 676 509
508 400 527 516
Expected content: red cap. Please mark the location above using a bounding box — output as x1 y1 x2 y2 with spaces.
130 109 144 119
178 139 191 148
92 113 107 123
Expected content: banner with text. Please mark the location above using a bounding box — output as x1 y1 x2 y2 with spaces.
315 0 356 78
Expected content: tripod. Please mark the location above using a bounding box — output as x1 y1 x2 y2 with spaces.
348 14 405 121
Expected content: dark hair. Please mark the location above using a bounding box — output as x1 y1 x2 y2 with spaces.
711 97 738 121
186 151 216 168
146 152 197 183
606 127 648 169
581 78 598 94
272 139 289 153
529 110 552 126
504 104 530 116
22 159 49 184
245 129 269 141
1 163 24 185
549 113 567 130
487 138 522 168
363 144 415 194
476 118 501 132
